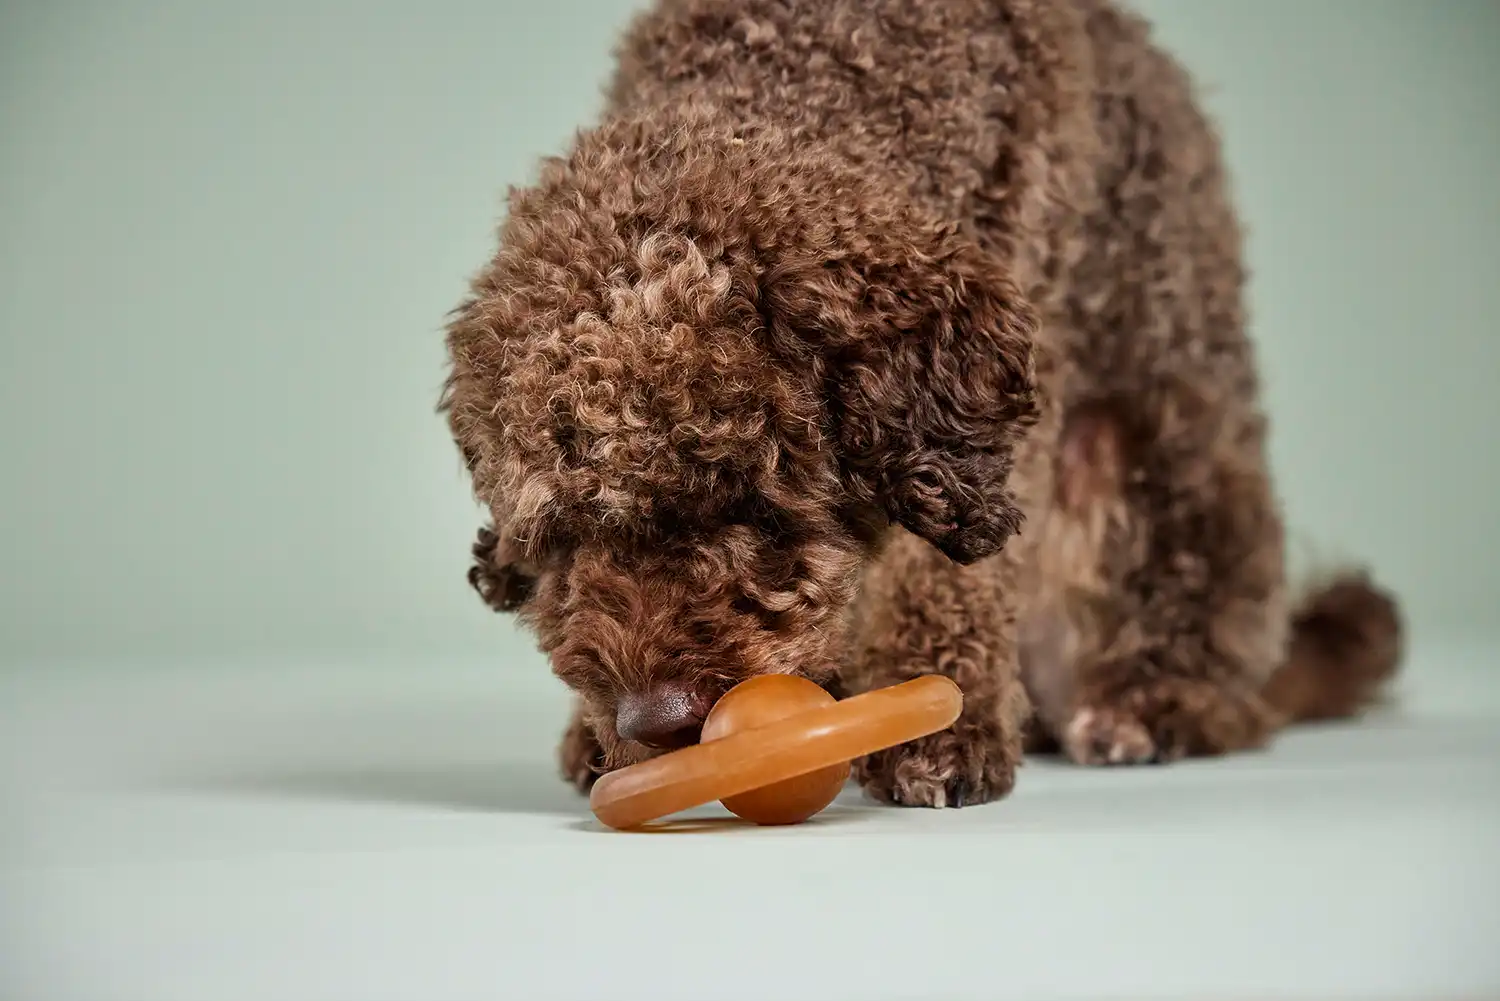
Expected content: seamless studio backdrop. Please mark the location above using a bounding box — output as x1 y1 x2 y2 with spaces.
2 1 1497 680
3 4 1499 1000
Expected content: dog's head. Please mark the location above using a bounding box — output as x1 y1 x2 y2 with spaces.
441 117 1038 769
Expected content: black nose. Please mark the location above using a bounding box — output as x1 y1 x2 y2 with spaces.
616 682 708 750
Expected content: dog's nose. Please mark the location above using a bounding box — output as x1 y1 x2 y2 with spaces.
616 682 709 750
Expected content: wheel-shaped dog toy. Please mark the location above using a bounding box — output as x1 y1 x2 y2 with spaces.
588 674 964 829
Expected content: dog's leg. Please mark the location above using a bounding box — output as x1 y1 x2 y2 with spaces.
558 702 606 792
1055 395 1290 766
843 533 1031 808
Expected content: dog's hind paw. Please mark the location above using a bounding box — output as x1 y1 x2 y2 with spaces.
1061 705 1157 766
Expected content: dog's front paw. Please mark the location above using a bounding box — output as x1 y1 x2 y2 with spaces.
558 713 605 793
854 728 1018 809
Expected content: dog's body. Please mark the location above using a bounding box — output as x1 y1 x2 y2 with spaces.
443 0 1402 807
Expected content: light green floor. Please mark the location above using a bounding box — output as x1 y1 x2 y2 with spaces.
3 643 1497 1001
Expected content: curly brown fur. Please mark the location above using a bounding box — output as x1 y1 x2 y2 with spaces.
441 0 1403 806
1262 572 1404 723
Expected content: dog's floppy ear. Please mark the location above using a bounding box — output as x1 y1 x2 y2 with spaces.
765 224 1040 564
468 525 536 612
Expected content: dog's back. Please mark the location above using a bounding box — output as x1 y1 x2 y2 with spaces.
606 0 1096 295
603 0 1249 395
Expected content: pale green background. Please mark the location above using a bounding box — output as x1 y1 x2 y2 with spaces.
2 0 1496 668
2 9 1498 999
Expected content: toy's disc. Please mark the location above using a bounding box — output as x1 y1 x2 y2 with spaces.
588 675 963 830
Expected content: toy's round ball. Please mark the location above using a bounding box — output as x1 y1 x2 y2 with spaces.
700 675 849 826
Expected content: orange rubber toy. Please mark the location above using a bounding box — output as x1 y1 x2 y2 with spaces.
588 674 964 830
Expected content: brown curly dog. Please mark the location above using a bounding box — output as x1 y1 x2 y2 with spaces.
440 0 1403 808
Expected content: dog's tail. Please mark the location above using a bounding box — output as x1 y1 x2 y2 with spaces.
1261 571 1404 723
